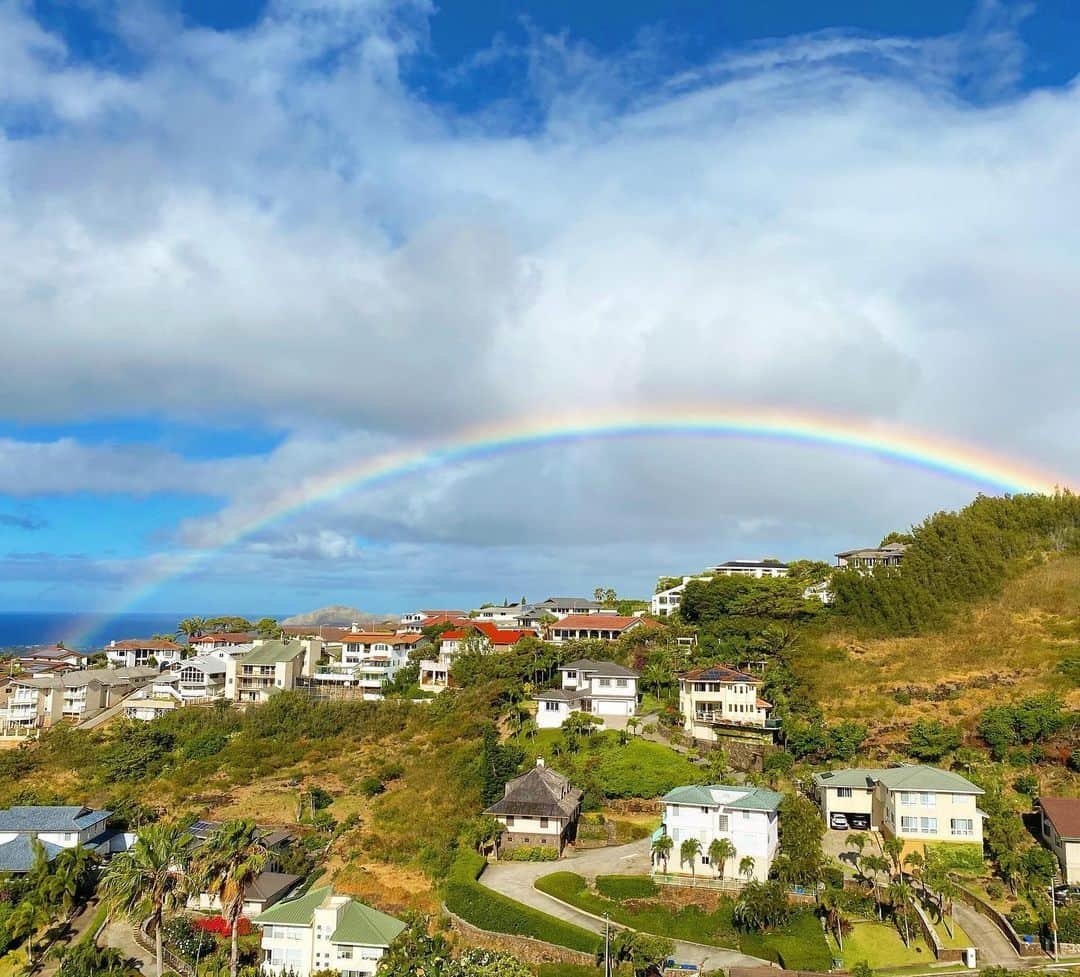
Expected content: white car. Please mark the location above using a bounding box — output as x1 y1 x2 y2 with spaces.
829 812 850 830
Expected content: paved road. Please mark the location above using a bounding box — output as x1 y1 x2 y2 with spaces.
101 917 157 974
950 900 1019 968
479 838 775 970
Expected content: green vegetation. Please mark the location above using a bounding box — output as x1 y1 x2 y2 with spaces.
594 876 658 900
825 920 935 969
738 911 832 970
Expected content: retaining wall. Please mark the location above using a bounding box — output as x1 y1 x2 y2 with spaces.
442 905 597 966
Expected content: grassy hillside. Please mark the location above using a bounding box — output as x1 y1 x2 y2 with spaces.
793 554 1080 749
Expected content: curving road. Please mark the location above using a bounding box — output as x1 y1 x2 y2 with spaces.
478 838 775 971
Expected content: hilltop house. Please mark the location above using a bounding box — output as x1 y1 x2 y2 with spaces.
1039 797 1080 884
835 542 907 572
658 785 782 882
650 576 712 617
549 615 646 643
418 623 536 692
225 639 312 703
17 646 88 670
190 632 256 659
312 632 425 699
813 765 984 843
255 885 405 977
105 638 184 669
707 559 789 579
534 660 639 729
123 655 228 721
484 759 583 855
0 806 112 873
397 611 467 634
678 666 773 743
3 667 158 730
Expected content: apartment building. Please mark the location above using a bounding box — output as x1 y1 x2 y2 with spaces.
678 666 773 743
3 667 157 729
659 784 782 882
225 639 311 703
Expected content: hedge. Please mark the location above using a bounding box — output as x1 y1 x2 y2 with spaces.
595 875 658 900
443 853 600 955
505 846 559 862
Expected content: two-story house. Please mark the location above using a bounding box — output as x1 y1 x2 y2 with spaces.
650 576 714 617
4 667 158 729
190 632 257 659
835 542 907 572
18 646 89 669
678 666 773 743
1039 797 1080 884
418 623 536 692
549 615 646 644
813 765 984 844
397 611 467 635
225 639 310 703
255 885 405 977
534 660 640 729
484 759 583 855
104 638 184 669
313 632 424 699
0 805 111 873
659 785 782 882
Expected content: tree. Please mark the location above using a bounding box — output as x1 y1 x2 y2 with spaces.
9 892 51 967
679 838 702 884
778 794 826 886
859 854 890 920
883 836 904 880
610 930 675 976
907 719 962 762
739 855 756 882
652 834 673 873
820 886 847 952
708 837 737 881
641 658 673 699
101 821 193 977
48 844 98 916
176 617 207 641
887 880 915 946
627 716 641 738
846 832 869 870
57 942 142 977
195 820 268 977
903 851 925 896
733 880 792 932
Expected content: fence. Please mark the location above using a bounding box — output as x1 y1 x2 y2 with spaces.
652 873 818 904
138 917 194 976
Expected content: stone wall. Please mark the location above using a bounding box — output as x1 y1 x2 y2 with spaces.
954 884 1047 958
909 895 965 962
443 906 597 966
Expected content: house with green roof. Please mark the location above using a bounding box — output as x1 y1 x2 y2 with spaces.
224 638 313 704
255 885 405 977
658 784 782 882
812 765 984 844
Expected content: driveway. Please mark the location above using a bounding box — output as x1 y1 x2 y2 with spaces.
950 901 1019 968
101 917 156 974
479 839 774 970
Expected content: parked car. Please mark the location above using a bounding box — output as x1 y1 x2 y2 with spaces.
829 812 850 830
1054 885 1080 905
848 814 871 830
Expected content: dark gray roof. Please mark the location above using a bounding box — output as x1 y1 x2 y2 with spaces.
0 836 64 873
561 659 639 678
716 560 788 569
485 764 582 820
533 689 586 702
0 806 111 833
537 597 603 609
246 871 302 904
16 667 157 690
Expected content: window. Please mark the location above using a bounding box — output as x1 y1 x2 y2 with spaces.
900 792 916 805
837 788 853 799
921 792 935 807
540 818 549 828
598 678 611 687
717 815 729 831
742 811 751 820
505 816 515 826
900 816 919 833
700 855 710 866
565 671 576 679
339 949 353 960
951 818 974 837
543 701 561 712
616 679 628 688
670 804 680 815
920 817 938 834
700 806 710 814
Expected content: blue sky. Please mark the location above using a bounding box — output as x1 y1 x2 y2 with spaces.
2 0 1079 623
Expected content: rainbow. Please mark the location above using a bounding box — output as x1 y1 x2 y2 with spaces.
62 405 1067 647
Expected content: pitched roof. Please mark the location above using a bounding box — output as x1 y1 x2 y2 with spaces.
245 871 302 904
536 598 603 610
681 665 760 684
341 633 422 646
108 638 182 651
0 805 111 832
254 885 331 925
812 765 982 794
16 667 158 690
661 785 783 812
0 836 64 872
172 655 226 676
194 632 255 644
331 900 407 946
24 646 87 661
442 622 536 646
714 560 788 569
533 689 586 702
485 763 582 819
551 615 643 632
560 659 639 678
241 640 306 664
1040 798 1080 840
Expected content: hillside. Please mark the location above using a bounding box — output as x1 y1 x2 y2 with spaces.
281 605 388 627
794 553 1080 751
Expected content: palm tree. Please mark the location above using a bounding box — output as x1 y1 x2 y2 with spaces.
642 659 672 699
859 853 890 920
887 880 914 946
627 717 641 738
679 838 702 886
196 820 268 977
820 887 846 953
652 834 673 873
708 838 737 882
9 896 51 967
903 850 925 896
846 831 869 862
176 617 207 641
882 836 904 880
739 855 756 883
101 821 192 977
49 844 97 915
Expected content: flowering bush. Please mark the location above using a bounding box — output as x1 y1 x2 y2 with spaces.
194 915 252 937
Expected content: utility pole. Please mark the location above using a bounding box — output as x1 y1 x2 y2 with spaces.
603 913 611 977
1051 874 1059 961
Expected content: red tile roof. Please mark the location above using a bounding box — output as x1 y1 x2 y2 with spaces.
341 632 423 646
443 622 537 646
1041 797 1080 839
194 632 255 644
681 665 760 684
552 615 644 632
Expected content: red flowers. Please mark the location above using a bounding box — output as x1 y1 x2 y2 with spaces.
194 916 252 937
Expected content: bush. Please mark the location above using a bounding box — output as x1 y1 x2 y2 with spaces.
181 731 228 761
1013 773 1039 797
925 843 984 875
907 719 962 762
504 846 558 862
595 875 658 900
359 775 386 798
985 880 1005 900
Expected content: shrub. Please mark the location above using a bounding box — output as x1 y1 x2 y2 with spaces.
359 775 385 798
505 846 558 862
985 880 1005 900
194 915 252 937
907 719 962 762
1013 773 1039 797
925 843 984 876
181 731 228 761
595 875 658 900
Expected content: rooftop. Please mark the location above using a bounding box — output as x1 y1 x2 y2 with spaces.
662 784 784 812
812 765 982 794
1040 797 1080 839
0 836 64 873
485 762 582 820
241 640 306 665
714 559 788 569
0 805 111 833
254 886 405 947
561 659 639 678
681 665 759 684
108 638 182 651
552 614 643 631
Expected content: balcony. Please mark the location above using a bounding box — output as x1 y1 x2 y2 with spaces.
238 678 276 690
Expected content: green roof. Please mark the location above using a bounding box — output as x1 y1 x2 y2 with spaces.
242 640 306 665
814 765 982 795
254 885 330 925
661 784 783 812
331 901 406 946
254 886 405 948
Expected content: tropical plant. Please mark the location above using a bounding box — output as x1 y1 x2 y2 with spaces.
859 854 890 920
195 819 268 977
708 837 737 881
739 855 756 882
679 838 702 885
733 880 792 932
609 929 675 976
903 851 925 895
176 617 207 641
882 836 904 879
101 821 193 977
651 834 673 872
8 895 51 966
887 880 915 946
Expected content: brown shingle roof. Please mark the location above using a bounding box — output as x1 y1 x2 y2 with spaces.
1041 797 1080 839
485 764 583 820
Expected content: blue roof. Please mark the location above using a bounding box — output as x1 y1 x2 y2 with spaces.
0 806 111 833
0 836 64 873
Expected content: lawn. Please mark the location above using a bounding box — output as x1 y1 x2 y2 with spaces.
739 911 833 971
827 920 937 969
932 917 972 950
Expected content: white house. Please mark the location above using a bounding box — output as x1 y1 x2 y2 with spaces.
397 611 466 635
169 655 227 700
190 632 256 659
1039 797 1080 885
312 632 424 699
678 666 773 743
255 885 405 977
225 639 311 704
549 615 646 644
484 759 583 855
707 560 789 579
813 765 984 843
0 806 112 873
472 603 530 625
105 638 184 669
835 542 907 572
651 576 712 617
18 646 88 669
123 675 183 721
534 660 639 730
659 785 782 882
3 667 158 729
802 580 834 604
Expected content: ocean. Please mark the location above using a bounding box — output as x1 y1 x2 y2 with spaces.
0 612 267 652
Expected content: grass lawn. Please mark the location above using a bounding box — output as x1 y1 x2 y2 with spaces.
828 920 937 969
739 911 833 970
932 917 972 950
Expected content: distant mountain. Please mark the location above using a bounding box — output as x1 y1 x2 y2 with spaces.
281 606 390 627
